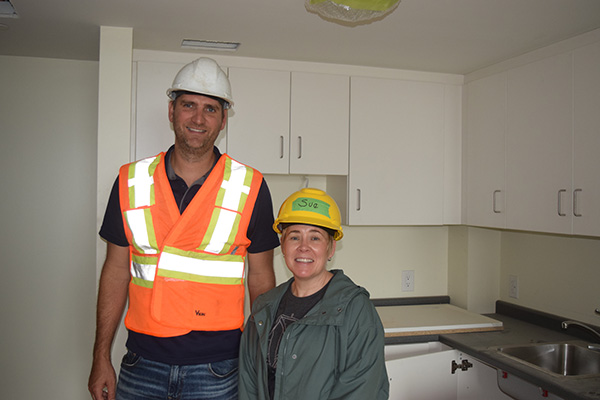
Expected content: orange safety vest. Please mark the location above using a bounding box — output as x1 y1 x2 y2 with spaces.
118 152 262 337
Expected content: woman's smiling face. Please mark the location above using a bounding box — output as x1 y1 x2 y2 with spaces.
281 224 336 283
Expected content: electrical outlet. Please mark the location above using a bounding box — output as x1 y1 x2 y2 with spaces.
401 270 415 292
509 275 519 299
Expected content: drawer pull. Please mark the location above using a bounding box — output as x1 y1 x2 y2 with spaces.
557 189 567 217
493 190 502 214
573 188 583 217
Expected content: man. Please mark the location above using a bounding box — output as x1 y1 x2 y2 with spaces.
88 57 279 400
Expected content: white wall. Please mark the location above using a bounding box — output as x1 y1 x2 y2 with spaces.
0 55 99 399
448 226 501 314
500 231 600 325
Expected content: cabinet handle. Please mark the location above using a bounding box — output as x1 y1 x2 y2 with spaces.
573 189 583 217
356 189 361 211
493 190 502 214
557 189 567 217
279 136 285 159
297 136 302 159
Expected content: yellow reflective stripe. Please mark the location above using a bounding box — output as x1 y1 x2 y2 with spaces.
132 276 154 288
199 158 253 254
158 247 245 281
124 208 158 254
204 208 238 254
221 159 252 211
128 156 160 208
158 270 242 285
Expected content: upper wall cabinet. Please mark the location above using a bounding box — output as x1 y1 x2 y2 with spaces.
573 41 600 237
344 76 455 225
505 53 574 235
465 73 507 229
289 72 349 175
134 61 226 160
227 68 349 175
226 68 290 174
465 40 600 237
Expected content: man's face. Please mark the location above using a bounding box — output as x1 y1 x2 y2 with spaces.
168 93 227 156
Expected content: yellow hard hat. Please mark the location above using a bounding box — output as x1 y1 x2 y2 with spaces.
273 188 343 240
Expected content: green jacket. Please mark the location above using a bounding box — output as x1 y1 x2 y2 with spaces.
238 270 389 400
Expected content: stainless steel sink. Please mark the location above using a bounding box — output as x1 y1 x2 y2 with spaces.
497 342 600 376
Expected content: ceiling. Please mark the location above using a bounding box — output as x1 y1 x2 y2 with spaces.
2 0 600 75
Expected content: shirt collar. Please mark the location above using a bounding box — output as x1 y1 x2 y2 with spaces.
165 145 222 186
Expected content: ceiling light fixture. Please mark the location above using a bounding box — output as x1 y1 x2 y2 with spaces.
305 0 399 23
181 39 240 52
0 0 19 18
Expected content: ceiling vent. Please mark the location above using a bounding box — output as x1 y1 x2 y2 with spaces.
181 39 240 52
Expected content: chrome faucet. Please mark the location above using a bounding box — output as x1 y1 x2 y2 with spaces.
562 320 600 350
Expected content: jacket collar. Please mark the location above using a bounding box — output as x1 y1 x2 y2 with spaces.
251 270 369 327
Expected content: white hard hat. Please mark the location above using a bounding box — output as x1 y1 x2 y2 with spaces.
166 57 233 109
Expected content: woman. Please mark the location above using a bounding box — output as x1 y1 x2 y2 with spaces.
238 188 389 400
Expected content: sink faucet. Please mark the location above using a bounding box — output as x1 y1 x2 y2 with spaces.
562 320 600 350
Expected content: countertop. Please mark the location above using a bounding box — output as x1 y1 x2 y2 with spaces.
374 298 600 400
439 304 600 400
377 303 503 337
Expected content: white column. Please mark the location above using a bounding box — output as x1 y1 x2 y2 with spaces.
96 25 133 371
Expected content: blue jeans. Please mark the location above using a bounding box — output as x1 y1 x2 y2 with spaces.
116 351 238 400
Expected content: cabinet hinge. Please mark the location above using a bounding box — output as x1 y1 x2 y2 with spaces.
451 359 473 374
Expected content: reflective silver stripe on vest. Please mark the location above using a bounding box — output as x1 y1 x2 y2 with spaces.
159 251 244 279
204 159 251 254
131 260 156 281
125 208 158 254
129 156 156 208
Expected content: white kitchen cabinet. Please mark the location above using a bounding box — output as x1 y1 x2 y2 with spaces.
465 43 600 237
496 370 564 400
344 76 447 225
227 68 349 175
573 41 600 237
505 52 574 234
385 343 511 400
289 72 349 175
457 355 513 400
465 73 507 229
386 344 457 400
133 61 227 160
226 67 291 174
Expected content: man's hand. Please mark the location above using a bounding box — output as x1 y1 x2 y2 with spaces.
88 356 116 400
88 243 130 399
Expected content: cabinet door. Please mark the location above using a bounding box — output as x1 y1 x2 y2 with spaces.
457 355 512 400
573 41 600 236
505 53 573 234
386 349 458 400
134 61 227 159
466 73 507 229
348 77 445 225
290 72 349 175
227 67 290 174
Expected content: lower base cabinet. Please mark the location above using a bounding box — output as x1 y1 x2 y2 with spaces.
384 342 558 400
496 370 564 400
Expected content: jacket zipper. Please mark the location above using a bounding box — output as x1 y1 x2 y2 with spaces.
276 330 292 400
